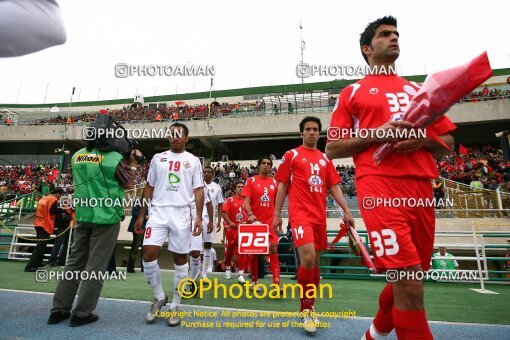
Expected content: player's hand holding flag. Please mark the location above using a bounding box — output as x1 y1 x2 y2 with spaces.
374 51 493 164
343 211 355 229
330 203 375 272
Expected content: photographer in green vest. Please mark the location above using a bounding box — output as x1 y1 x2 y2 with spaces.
48 122 143 327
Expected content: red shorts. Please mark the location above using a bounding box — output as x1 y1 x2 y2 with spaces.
290 221 327 251
357 176 435 271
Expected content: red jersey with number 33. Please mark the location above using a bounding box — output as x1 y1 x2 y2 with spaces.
242 175 277 225
328 75 456 180
222 195 247 226
275 146 341 225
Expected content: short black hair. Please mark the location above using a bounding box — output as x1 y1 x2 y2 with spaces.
169 122 189 137
359 16 397 64
299 116 322 133
203 165 213 172
234 180 244 188
257 155 273 167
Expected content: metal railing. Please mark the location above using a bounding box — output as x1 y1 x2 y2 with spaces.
0 191 40 222
439 178 510 218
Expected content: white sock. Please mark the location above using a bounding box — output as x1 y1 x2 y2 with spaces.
226 266 231 272
202 248 211 275
171 263 188 309
143 260 165 301
189 256 201 280
239 270 244 276
370 323 389 339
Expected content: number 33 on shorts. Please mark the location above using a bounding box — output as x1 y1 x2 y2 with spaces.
370 229 399 257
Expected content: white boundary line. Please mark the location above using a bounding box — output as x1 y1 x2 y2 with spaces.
1 288 509 328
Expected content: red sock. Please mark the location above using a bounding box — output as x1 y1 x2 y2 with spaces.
372 283 394 335
313 267 320 288
225 249 233 268
251 255 259 283
237 254 247 271
297 266 315 311
392 307 433 340
269 253 280 284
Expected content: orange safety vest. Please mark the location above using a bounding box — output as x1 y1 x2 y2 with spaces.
34 195 58 234
172 112 178 120
67 116 72 124
156 114 162 121
6 118 12 125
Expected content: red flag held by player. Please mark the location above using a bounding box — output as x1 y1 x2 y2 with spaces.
330 223 376 273
374 51 492 165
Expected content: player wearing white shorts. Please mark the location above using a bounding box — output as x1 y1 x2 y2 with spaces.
190 166 224 281
134 123 205 327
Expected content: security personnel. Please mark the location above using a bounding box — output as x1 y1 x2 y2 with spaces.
25 187 63 272
48 139 142 327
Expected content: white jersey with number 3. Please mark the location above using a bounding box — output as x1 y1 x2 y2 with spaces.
147 150 204 208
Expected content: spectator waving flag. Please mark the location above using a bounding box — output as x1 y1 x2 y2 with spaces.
374 51 493 165
459 144 469 155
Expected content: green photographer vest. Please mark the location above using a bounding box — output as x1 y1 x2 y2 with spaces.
71 148 125 224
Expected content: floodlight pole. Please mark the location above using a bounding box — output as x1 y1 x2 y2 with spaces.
300 20 304 85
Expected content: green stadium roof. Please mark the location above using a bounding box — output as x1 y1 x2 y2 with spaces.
2 68 509 109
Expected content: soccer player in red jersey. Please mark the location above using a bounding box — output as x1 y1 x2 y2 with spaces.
242 156 280 290
326 16 456 340
273 116 355 334
222 180 248 283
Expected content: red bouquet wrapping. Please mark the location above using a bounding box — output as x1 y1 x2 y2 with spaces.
329 223 376 273
374 51 492 165
330 201 376 273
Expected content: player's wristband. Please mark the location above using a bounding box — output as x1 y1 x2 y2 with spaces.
248 213 255 216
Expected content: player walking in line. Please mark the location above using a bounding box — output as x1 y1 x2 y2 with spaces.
243 156 281 290
274 116 355 334
134 122 205 327
222 180 248 283
189 165 223 281
325 16 456 339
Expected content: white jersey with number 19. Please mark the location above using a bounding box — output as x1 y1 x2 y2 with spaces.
147 150 204 209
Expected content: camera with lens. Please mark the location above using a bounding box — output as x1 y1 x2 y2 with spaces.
85 113 146 163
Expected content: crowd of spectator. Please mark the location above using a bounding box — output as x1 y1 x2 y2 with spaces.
461 86 510 102
0 163 60 201
6 84 503 126
0 160 149 202
2 145 509 204
435 144 510 192
28 101 264 126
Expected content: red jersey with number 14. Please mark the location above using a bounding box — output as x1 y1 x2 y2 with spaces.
242 175 277 225
275 146 341 225
222 195 247 226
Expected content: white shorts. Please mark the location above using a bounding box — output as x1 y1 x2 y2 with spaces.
190 215 215 251
143 205 193 254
